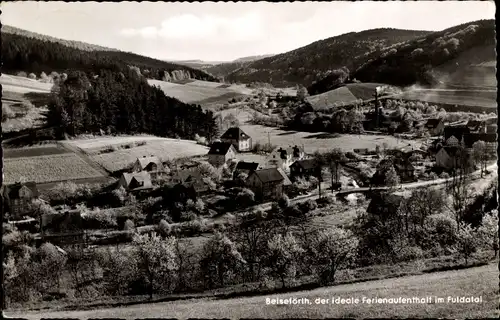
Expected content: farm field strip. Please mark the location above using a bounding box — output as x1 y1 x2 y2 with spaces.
148 79 236 103
4 153 105 184
63 135 178 151
0 74 54 92
88 140 209 172
3 145 70 158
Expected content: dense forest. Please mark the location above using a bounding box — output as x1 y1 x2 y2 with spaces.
225 28 431 87
351 19 496 87
1 32 219 82
47 68 218 139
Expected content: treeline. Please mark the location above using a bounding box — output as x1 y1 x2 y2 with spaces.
1 32 218 82
352 20 495 86
47 69 218 139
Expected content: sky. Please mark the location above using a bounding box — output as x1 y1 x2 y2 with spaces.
1 1 496 62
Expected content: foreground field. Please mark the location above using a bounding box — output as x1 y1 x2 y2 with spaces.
64 136 209 172
4 153 105 184
10 263 496 319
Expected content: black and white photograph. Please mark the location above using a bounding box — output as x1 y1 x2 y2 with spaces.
1 1 498 319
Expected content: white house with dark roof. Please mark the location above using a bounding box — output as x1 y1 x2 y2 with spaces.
133 156 164 173
221 127 252 152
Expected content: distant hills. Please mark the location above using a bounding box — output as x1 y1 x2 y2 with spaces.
1 25 219 82
225 28 431 87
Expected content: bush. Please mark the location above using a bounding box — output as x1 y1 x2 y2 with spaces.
28 73 37 79
158 219 172 237
298 199 317 214
123 219 135 231
2 105 16 121
278 194 290 209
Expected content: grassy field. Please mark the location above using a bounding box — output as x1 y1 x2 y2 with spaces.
395 89 497 108
148 79 239 104
220 108 422 154
0 74 53 93
307 86 359 110
9 263 497 319
63 136 209 172
4 153 105 184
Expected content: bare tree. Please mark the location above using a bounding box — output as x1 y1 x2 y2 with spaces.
447 147 474 226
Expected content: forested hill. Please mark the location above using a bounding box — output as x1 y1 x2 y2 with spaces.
225 28 431 87
1 30 219 82
351 19 496 87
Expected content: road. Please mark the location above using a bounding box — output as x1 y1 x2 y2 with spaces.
6 263 496 319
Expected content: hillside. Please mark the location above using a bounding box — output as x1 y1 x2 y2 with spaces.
1 25 119 52
1 26 219 82
225 28 431 87
351 19 496 88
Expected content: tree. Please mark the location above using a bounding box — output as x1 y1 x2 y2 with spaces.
133 232 178 299
312 151 326 198
477 213 499 258
278 194 290 209
123 219 135 231
472 140 488 177
222 113 239 130
447 148 474 226
200 232 246 289
384 166 400 188
35 242 67 293
455 225 479 265
325 149 347 192
312 227 358 284
296 85 309 100
267 232 304 288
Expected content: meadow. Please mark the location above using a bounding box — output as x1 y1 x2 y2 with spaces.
3 153 105 184
3 144 70 158
65 136 209 172
9 263 496 319
395 89 497 109
0 74 53 93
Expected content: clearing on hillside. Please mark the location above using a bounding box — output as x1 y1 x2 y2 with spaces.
0 74 53 93
394 89 497 109
148 79 237 104
64 136 209 172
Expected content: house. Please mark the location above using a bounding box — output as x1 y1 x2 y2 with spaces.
221 127 252 152
207 142 237 167
466 120 486 133
173 168 212 195
233 161 260 179
246 168 285 201
3 182 39 219
277 168 293 190
132 156 164 174
425 118 445 136
393 158 416 182
435 146 472 170
118 171 153 192
289 159 318 181
443 126 470 143
267 145 305 173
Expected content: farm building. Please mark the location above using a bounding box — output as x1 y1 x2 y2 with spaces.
443 126 470 142
172 168 213 196
207 142 237 167
246 168 286 201
132 156 164 174
425 118 445 136
435 146 472 170
3 181 39 219
232 161 260 179
466 120 486 133
118 171 153 192
289 159 318 181
267 145 305 173
221 127 252 152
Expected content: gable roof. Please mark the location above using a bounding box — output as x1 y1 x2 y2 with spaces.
277 168 292 186
290 159 316 170
221 127 251 141
250 168 285 183
121 171 153 190
208 142 235 155
136 156 162 170
439 146 462 157
235 161 260 171
175 168 211 192
5 182 39 199
425 118 443 128
444 126 470 141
